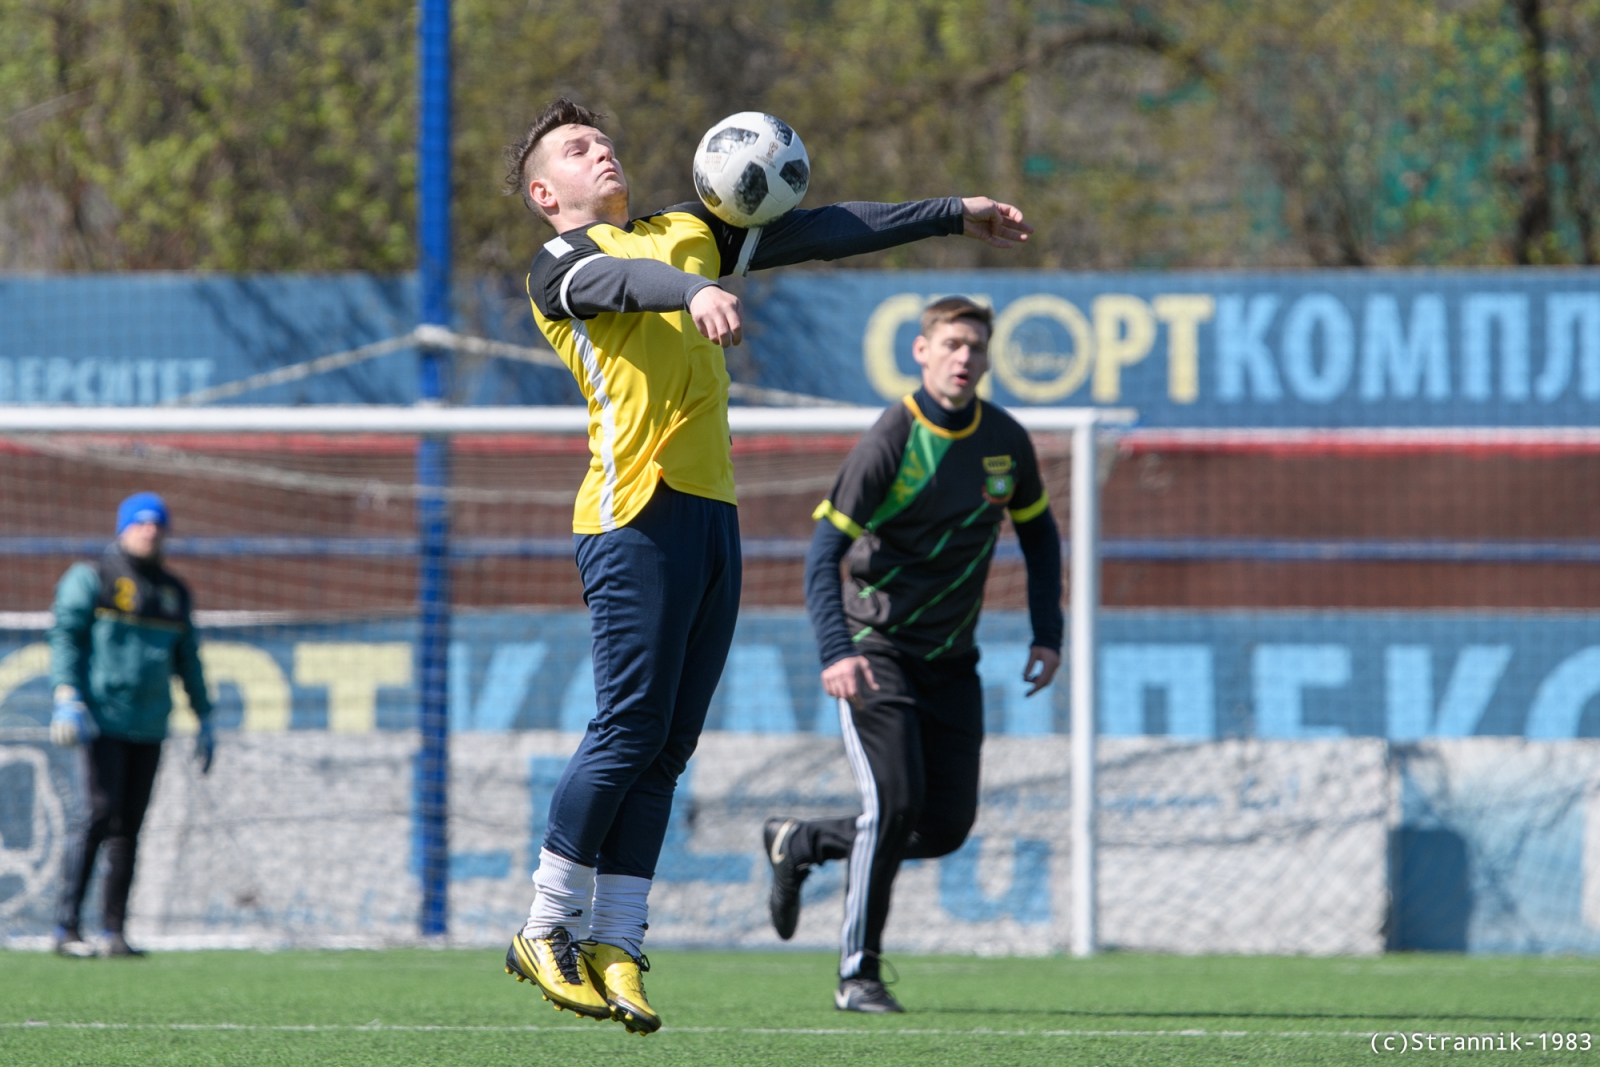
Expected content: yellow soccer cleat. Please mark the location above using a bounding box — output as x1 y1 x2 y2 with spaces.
505 928 612 1020
583 941 662 1035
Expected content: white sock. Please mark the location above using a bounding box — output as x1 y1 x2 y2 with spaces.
589 873 652 957
522 849 596 940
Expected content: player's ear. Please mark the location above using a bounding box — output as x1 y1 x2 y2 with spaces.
911 333 931 368
529 176 558 215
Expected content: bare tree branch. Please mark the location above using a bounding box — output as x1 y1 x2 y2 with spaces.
1512 0 1556 263
841 17 1361 265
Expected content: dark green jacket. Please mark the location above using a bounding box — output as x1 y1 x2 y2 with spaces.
49 547 211 742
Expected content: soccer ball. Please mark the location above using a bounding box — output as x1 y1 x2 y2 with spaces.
692 112 810 228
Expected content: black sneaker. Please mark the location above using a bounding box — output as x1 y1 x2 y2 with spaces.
763 817 810 940
834 976 904 1013
102 932 145 958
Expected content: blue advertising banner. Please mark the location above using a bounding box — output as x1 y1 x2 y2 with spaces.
0 275 585 407
3 609 1598 739
0 275 420 405
4 611 1598 955
6 269 1600 425
743 269 1600 426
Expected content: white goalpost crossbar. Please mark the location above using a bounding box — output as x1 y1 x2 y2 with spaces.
0 405 1133 435
0 402 1131 956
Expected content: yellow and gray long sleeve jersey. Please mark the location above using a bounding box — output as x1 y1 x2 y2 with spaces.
526 198 964 534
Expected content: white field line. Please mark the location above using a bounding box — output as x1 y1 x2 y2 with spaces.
0 1021 1378 1038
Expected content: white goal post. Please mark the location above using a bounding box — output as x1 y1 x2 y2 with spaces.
0 404 1131 436
0 403 1131 956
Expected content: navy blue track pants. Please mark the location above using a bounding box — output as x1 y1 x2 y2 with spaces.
542 482 741 879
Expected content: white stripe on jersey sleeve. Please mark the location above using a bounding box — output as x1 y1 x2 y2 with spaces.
558 254 609 319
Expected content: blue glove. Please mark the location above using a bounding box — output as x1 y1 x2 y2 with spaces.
50 689 97 747
194 719 215 775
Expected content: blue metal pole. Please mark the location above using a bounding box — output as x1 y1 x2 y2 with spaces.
416 0 452 938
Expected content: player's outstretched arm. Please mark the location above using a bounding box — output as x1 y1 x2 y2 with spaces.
734 195 1028 273
960 197 1033 249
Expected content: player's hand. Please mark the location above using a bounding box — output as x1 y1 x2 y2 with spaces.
194 719 215 775
960 197 1032 249
821 655 879 701
689 285 743 347
50 686 96 747
1023 646 1061 697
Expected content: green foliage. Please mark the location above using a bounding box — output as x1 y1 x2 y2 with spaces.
0 0 414 271
5 0 1600 271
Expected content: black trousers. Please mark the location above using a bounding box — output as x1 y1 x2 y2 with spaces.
789 646 983 979
57 735 163 935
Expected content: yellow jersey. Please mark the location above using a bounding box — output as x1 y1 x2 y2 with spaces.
525 196 965 534
527 205 736 533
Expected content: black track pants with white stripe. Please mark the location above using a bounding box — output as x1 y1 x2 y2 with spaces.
790 646 983 978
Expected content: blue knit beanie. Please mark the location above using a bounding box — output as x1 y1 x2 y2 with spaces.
116 492 169 535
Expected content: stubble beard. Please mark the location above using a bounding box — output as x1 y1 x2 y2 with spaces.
578 174 629 224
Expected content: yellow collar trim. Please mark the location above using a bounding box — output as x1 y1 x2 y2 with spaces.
813 500 864 540
902 394 982 440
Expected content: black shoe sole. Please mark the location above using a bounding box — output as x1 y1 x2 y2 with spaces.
608 996 662 1035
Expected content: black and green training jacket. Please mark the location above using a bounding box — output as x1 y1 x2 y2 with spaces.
805 389 1063 665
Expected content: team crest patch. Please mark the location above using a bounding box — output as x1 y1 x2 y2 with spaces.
982 455 1015 505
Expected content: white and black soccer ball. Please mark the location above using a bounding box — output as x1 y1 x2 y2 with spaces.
692 112 810 228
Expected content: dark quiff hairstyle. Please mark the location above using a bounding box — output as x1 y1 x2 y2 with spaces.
920 295 994 340
502 97 606 215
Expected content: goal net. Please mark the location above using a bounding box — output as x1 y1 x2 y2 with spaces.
2 411 1594 955
0 408 1120 952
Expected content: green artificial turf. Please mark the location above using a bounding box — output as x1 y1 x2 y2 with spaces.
1 948 1596 1066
